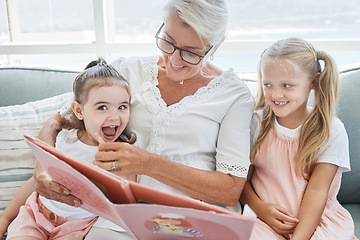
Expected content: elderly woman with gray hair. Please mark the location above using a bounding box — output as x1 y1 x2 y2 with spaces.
34 0 254 238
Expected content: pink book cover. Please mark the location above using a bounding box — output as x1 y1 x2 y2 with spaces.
24 135 256 239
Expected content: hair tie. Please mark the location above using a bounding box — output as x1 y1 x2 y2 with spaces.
98 58 107 66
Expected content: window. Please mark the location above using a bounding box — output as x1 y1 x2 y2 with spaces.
216 0 360 72
1 0 359 72
0 1 9 42
10 0 95 42
109 0 168 43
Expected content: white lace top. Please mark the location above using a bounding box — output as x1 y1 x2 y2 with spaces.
112 56 254 196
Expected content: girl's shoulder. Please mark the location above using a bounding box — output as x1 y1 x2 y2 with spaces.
318 117 350 172
329 117 348 145
331 117 346 131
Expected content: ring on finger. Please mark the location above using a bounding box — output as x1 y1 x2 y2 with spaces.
112 161 116 171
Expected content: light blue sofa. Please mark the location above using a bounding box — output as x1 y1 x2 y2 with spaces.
0 65 359 238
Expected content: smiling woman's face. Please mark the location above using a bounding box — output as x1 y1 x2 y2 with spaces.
160 11 210 83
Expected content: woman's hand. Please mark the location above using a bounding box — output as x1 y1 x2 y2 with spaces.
94 141 155 176
258 202 298 236
93 134 243 206
37 112 63 147
34 163 82 207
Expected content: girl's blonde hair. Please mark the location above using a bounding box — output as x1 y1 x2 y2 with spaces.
252 37 339 179
64 58 136 144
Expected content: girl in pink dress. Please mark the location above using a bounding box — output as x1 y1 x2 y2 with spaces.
240 37 357 240
3 59 136 239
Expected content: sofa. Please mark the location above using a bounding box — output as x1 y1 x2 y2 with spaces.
0 64 359 238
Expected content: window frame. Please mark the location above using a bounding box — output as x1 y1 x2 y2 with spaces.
1 0 359 68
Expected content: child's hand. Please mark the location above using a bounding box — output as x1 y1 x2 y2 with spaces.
94 132 105 144
258 203 299 236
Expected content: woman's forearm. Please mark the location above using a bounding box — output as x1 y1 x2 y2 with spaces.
37 112 62 146
95 141 245 206
148 154 245 206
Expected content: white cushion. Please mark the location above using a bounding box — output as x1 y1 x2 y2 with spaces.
0 92 72 213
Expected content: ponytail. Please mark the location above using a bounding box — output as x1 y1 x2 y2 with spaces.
298 50 338 178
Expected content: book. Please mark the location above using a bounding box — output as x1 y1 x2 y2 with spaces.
24 134 256 240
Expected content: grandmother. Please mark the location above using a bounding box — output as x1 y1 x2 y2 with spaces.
34 0 254 238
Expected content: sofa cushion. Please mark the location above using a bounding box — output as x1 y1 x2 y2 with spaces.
0 66 77 107
337 67 360 204
0 92 72 214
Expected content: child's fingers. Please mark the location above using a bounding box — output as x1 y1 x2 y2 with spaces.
272 216 297 235
276 206 299 223
279 213 299 224
94 132 105 144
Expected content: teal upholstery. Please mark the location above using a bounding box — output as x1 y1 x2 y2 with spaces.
335 67 360 236
337 67 360 204
0 66 77 107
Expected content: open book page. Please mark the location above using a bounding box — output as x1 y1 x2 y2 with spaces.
114 204 255 240
24 135 133 234
24 135 241 215
24 135 256 239
127 182 241 216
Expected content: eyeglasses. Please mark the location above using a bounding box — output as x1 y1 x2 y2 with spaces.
155 23 213 65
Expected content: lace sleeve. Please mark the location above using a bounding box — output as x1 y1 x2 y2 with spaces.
217 160 249 178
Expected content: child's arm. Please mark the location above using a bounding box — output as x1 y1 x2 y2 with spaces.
240 165 299 236
0 176 36 236
291 163 338 240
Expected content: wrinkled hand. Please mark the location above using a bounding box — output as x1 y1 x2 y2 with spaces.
34 170 81 207
94 134 155 176
258 203 299 236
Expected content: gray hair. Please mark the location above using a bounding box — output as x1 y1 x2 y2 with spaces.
163 0 229 56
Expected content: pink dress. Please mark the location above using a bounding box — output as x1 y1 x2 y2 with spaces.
7 192 97 240
250 118 357 240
